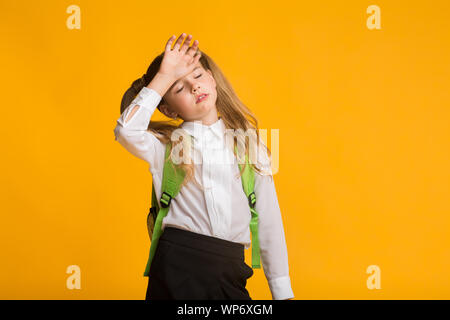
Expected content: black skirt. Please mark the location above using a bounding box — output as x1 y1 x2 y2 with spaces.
145 226 254 300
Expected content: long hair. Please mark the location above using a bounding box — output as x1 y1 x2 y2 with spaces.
120 49 271 187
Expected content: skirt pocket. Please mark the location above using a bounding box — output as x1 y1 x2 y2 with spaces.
231 260 254 287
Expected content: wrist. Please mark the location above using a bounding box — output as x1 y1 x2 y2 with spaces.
146 72 176 97
155 71 176 83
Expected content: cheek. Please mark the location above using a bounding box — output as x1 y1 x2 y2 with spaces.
209 80 217 92
200 80 215 97
176 95 196 113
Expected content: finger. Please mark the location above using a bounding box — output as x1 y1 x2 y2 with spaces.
189 50 202 65
195 51 202 63
186 39 199 57
165 35 176 51
180 34 193 54
173 32 186 51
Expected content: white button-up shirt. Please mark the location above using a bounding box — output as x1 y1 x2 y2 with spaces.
114 86 294 300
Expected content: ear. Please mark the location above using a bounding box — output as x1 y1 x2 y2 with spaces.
158 103 178 119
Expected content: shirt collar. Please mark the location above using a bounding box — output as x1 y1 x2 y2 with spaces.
181 117 225 141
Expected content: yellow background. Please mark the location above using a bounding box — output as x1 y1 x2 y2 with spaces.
1 0 449 299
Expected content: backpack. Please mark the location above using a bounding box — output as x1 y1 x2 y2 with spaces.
143 139 261 277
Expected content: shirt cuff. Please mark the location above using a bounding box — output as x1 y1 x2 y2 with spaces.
268 276 294 300
130 86 162 112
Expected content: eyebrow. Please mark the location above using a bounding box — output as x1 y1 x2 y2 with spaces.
169 66 202 91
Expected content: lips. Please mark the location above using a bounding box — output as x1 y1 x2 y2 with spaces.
196 93 209 103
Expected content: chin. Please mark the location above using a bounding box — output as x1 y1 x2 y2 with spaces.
197 101 212 112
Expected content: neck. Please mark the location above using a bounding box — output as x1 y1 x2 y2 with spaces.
188 107 219 126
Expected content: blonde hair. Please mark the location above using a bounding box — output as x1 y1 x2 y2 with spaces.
120 50 271 187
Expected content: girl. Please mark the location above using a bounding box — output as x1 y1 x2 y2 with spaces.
114 33 294 300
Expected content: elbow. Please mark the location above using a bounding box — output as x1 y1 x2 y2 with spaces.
113 124 121 141
114 124 128 142
113 125 146 152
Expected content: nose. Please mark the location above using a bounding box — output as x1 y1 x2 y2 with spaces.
192 84 201 94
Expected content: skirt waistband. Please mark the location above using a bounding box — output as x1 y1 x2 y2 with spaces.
160 227 245 260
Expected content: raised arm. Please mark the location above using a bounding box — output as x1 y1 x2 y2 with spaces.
113 79 168 170
114 33 202 169
120 72 176 126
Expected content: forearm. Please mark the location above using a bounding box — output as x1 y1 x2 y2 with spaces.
146 72 176 98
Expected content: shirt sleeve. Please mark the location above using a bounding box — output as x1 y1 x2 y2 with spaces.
254 142 295 300
113 86 165 172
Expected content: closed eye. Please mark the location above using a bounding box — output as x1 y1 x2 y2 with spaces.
175 74 203 93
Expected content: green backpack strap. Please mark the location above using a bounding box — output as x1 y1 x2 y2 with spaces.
146 183 158 239
143 142 186 277
238 152 261 269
